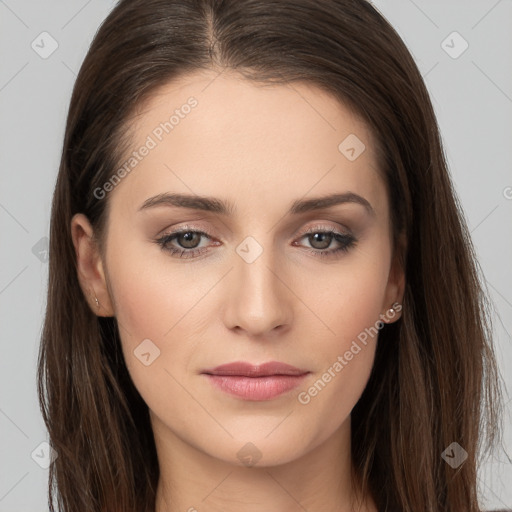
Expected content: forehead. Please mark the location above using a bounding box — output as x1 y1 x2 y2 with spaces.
109 69 387 221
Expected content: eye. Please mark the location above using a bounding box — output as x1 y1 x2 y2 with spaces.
294 227 357 258
154 225 357 259
155 227 214 259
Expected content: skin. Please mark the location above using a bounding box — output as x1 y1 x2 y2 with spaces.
71 69 404 512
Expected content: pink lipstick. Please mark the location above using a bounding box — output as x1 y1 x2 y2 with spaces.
201 361 310 401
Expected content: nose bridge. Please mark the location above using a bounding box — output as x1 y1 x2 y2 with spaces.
226 234 291 334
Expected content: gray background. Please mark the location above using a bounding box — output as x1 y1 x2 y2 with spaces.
0 0 511 510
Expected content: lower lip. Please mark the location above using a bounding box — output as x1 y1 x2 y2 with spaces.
204 374 309 401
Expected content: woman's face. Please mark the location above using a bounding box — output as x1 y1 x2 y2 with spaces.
75 69 403 467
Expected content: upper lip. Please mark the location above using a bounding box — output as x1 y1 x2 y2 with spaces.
201 361 310 377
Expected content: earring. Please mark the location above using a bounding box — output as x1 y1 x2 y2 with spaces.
389 302 401 314
383 302 401 322
94 296 100 309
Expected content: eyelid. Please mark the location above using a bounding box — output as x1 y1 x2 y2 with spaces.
160 221 353 239
157 223 215 238
298 222 351 236
158 221 351 241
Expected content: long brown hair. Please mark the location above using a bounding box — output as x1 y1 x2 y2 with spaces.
37 0 504 510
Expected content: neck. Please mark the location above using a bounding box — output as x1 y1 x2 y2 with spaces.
152 413 377 512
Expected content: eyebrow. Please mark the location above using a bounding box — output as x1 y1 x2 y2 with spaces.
138 192 375 217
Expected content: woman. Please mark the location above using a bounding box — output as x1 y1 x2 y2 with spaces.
37 0 506 511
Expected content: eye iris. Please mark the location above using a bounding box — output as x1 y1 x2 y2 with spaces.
309 232 332 250
178 232 201 248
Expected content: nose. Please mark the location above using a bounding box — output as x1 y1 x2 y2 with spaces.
222 238 293 338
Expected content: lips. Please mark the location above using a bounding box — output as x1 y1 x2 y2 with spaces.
201 361 310 401
201 361 310 377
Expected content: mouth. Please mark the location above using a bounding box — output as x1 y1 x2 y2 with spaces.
201 361 311 401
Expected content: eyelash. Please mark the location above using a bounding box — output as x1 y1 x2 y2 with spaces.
154 225 357 259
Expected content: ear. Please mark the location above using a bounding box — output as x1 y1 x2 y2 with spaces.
70 213 115 317
381 232 406 324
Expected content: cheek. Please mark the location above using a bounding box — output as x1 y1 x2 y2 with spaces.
295 239 390 421
294 339 375 452
105 245 206 420
313 242 391 343
294 281 386 443
106 235 203 339
104 236 200 380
